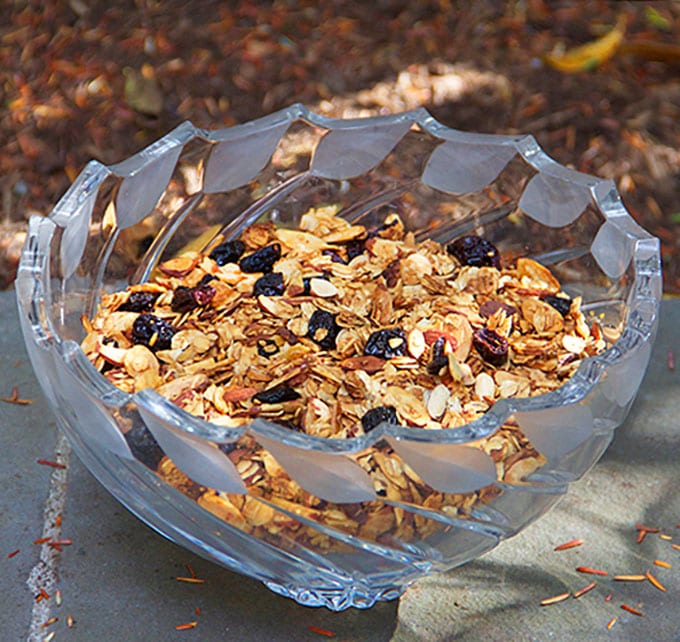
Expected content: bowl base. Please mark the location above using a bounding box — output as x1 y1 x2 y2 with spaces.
263 580 406 611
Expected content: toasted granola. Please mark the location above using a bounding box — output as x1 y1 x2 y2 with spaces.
82 205 605 547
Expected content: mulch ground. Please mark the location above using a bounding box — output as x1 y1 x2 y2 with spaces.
1 1 679 291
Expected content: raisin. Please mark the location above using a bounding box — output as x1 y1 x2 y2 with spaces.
307 309 341 350
302 277 312 295
209 240 245 266
446 235 501 269
123 422 164 469
131 314 175 351
239 243 281 273
253 272 285 297
364 328 407 359
322 249 346 264
344 239 366 262
473 328 509 366
253 386 301 404
427 336 449 374
199 274 216 285
542 295 572 317
257 338 280 358
361 405 398 432
118 291 159 312
479 299 517 319
381 259 401 288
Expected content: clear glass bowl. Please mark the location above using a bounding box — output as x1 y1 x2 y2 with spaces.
16 104 661 610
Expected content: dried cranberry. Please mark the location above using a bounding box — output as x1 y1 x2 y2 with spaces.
364 328 407 360
542 295 572 317
192 282 216 306
307 309 341 350
361 405 398 432
131 314 175 351
446 235 501 269
473 328 509 366
253 386 301 404
118 291 159 312
171 283 216 312
427 336 449 375
209 240 245 266
253 272 285 297
239 243 281 273
257 338 280 358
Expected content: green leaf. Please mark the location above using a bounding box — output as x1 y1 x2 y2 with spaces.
645 6 671 31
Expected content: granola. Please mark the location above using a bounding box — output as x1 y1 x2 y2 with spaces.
82 205 606 548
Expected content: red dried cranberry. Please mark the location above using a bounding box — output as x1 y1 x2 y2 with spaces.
192 282 216 306
361 406 398 432
447 235 501 269
364 328 407 359
473 328 509 366
239 243 281 273
209 240 245 266
171 283 215 312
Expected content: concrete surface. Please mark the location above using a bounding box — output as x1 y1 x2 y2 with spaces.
1 290 678 641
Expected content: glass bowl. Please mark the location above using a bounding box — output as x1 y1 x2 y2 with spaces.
16 104 661 610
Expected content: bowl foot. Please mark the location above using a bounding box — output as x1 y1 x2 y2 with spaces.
263 580 406 610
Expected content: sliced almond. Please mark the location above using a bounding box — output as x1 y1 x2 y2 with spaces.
427 384 450 420
407 328 426 359
474 372 496 401
309 277 338 298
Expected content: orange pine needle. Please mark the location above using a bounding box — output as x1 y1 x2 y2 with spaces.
573 581 597 598
6 549 19 558
672 544 680 551
654 559 671 569
175 576 205 584
175 621 198 631
606 617 617 630
613 574 647 581
636 524 660 533
554 538 584 551
540 591 571 606
308 625 336 637
576 566 608 576
646 571 667 592
621 604 644 617
659 534 672 541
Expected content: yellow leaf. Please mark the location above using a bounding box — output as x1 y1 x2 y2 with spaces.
544 17 626 73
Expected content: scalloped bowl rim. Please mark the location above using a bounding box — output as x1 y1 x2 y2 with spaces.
18 103 662 455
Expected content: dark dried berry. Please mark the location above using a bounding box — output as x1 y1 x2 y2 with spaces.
253 272 285 297
209 240 245 266
253 386 301 404
257 338 280 358
427 336 449 375
307 309 341 350
344 239 366 261
381 259 401 288
473 328 509 366
364 328 407 360
123 422 165 469
446 235 501 269
131 314 175 351
200 274 216 285
118 291 159 312
479 299 517 319
302 277 312 295
171 283 216 312
542 295 572 317
219 442 238 456
171 286 197 312
322 249 346 264
239 243 281 273
361 405 398 432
